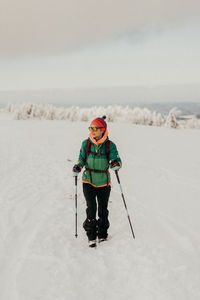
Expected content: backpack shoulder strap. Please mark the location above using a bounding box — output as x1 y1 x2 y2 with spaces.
85 138 91 160
105 140 111 162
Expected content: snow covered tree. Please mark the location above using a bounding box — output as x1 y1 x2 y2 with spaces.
186 115 200 129
165 108 180 129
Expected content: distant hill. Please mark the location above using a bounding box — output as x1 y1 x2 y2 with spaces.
0 84 200 115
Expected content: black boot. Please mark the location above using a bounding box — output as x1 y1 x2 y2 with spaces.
83 219 97 241
88 240 97 248
97 218 109 240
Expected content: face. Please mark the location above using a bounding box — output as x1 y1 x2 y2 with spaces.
90 127 103 140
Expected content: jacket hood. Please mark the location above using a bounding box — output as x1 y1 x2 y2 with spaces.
89 129 108 146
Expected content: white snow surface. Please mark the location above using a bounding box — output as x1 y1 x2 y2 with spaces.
0 112 200 300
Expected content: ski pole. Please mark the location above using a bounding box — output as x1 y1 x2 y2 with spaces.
74 175 78 238
115 170 135 239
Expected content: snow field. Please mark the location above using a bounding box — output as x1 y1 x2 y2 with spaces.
0 114 200 300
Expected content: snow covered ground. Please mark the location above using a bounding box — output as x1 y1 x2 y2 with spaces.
0 112 200 300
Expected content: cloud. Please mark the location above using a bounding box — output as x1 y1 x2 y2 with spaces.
0 0 200 56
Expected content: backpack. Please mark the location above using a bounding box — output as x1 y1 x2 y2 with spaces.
85 138 111 186
85 138 111 162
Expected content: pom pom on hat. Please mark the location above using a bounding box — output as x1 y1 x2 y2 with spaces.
90 116 107 132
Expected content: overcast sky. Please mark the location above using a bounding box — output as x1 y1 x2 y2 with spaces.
0 0 200 93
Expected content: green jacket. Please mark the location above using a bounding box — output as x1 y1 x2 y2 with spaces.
77 136 122 187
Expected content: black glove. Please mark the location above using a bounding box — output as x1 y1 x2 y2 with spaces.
110 160 120 168
110 160 121 171
73 164 82 173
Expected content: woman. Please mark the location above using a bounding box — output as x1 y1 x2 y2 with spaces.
73 116 122 247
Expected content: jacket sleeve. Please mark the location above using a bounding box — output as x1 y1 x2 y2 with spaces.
109 141 122 167
77 139 88 167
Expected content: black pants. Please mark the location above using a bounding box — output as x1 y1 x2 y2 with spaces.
83 183 111 240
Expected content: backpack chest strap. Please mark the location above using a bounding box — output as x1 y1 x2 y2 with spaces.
87 151 104 156
85 167 109 186
85 138 110 186
85 167 109 173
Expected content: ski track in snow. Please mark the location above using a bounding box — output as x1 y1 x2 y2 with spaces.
0 117 200 300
